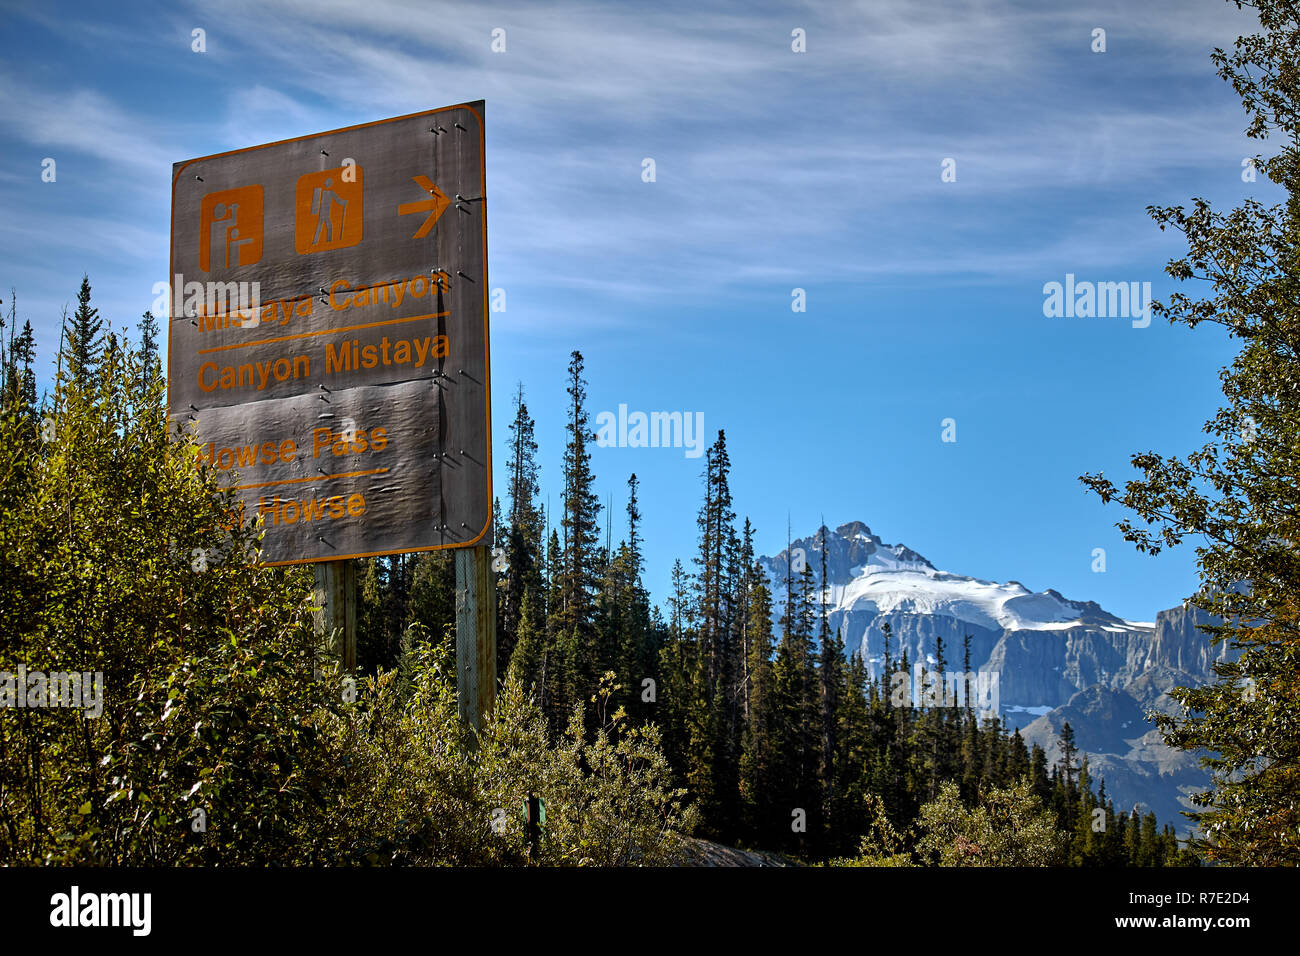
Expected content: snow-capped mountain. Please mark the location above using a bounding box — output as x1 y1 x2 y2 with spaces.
758 520 1234 833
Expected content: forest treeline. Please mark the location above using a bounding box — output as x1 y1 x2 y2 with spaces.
350 350 1195 865
0 286 1192 865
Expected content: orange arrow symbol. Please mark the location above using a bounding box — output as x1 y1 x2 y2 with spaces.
398 175 451 238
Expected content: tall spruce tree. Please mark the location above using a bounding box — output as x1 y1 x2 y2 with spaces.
613 474 656 723
739 553 776 842
690 431 741 836
831 628 872 854
771 559 822 853
552 351 602 721
64 274 103 385
138 310 160 386
1 294 37 420
694 432 736 690
816 523 845 832
502 384 546 677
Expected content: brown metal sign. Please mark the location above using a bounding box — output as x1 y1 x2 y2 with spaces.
168 104 491 565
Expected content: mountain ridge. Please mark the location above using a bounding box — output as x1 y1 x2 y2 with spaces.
756 520 1234 834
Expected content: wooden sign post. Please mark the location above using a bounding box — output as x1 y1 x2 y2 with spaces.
455 545 496 732
313 559 357 671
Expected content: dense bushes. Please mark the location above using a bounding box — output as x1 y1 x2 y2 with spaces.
0 326 692 865
318 641 696 866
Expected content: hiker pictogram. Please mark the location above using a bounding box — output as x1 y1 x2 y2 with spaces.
296 166 364 254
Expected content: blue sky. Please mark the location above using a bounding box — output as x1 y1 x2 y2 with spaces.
0 0 1274 621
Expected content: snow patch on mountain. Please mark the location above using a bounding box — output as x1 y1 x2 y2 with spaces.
757 520 1227 836
763 520 1141 635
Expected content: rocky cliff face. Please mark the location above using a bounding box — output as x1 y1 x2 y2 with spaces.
1148 601 1236 676
758 521 1236 834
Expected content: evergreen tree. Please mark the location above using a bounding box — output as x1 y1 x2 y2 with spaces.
693 431 736 691
690 431 741 837
501 384 546 677
408 551 456 638
552 351 602 721
1058 721 1079 789
739 555 776 842
657 558 695 782
736 519 756 723
1 294 37 423
64 274 103 384
830 632 872 854
815 524 845 832
506 589 545 698
538 526 564 728
356 557 388 672
771 560 822 853
1029 743 1052 803
608 474 657 721
1006 727 1030 783
138 309 160 385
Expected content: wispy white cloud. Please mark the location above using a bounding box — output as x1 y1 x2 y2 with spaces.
137 0 1252 309
0 82 174 182
0 0 1270 337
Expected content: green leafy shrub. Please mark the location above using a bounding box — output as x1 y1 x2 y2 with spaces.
0 319 693 866
316 643 696 866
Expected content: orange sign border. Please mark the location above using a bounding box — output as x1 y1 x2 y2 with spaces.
168 103 493 563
